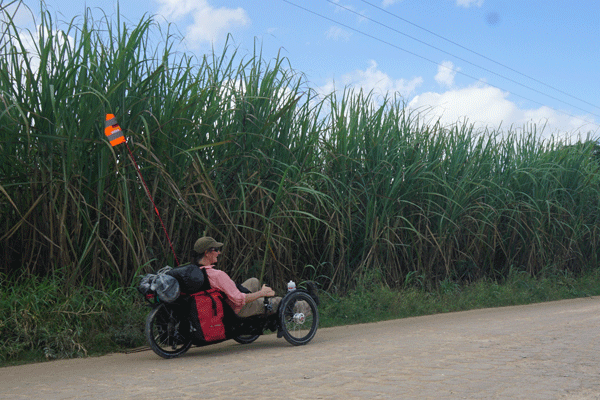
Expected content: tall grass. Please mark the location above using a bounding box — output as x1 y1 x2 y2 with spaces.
2 3 600 293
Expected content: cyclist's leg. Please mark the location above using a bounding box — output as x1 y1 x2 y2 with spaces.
237 296 281 317
240 277 260 292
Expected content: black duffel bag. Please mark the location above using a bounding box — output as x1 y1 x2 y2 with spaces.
166 264 208 294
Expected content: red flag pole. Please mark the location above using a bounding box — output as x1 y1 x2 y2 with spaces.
104 114 180 266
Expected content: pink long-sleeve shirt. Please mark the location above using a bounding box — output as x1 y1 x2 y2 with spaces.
201 265 246 313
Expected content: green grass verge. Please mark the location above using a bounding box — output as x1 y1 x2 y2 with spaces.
318 269 600 327
0 274 148 367
2 269 600 367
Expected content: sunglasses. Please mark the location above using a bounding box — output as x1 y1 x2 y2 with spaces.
208 247 221 253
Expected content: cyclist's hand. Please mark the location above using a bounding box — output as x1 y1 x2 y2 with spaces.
260 284 275 297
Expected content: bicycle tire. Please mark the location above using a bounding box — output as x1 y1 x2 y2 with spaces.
278 291 319 346
145 303 192 358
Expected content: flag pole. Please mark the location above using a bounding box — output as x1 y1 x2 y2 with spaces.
104 114 180 266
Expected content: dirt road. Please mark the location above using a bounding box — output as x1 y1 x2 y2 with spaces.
2 297 600 399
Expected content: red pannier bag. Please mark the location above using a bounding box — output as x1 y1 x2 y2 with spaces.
190 288 227 342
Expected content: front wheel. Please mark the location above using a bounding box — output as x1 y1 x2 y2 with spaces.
278 291 319 346
145 303 192 359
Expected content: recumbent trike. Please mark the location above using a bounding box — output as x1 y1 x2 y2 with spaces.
139 264 319 359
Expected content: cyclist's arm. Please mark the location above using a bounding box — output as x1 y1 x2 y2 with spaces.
245 285 275 303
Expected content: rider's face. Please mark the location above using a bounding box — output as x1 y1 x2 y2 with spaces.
205 247 221 265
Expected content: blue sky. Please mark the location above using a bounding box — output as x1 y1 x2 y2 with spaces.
10 0 600 140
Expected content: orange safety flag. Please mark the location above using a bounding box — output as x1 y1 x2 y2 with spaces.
104 114 126 146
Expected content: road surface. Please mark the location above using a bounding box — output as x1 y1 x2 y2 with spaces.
1 297 599 399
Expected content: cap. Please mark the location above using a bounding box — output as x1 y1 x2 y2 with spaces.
193 236 223 254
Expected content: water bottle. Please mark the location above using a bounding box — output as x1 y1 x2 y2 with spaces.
287 280 296 292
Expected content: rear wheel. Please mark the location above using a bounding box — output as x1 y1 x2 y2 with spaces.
145 303 192 358
233 334 260 344
278 291 318 346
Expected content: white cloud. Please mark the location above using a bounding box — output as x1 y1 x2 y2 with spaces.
156 0 249 46
456 0 484 8
407 83 598 139
316 60 598 141
319 60 423 100
326 26 351 41
435 61 459 88
409 84 514 128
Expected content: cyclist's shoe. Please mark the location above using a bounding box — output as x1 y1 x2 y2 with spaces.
268 297 281 315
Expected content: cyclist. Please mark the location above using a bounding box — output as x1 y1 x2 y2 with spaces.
192 236 281 317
